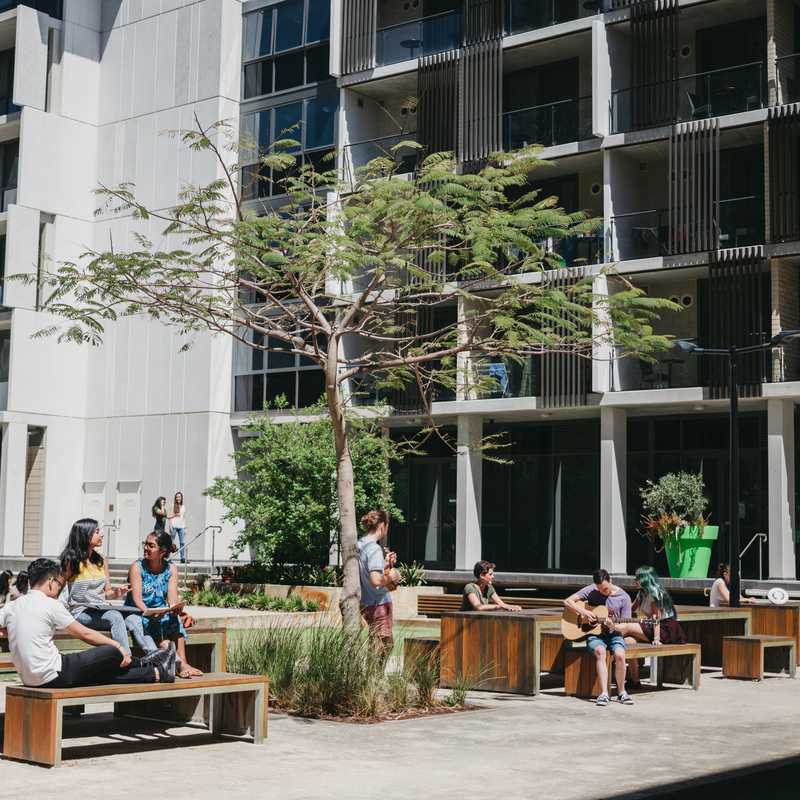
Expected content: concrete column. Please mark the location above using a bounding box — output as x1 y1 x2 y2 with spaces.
600 406 627 574
0 422 28 557
768 398 796 579
455 415 482 571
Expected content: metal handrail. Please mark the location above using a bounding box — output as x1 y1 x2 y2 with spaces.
677 60 764 82
167 525 223 587
376 8 460 35
740 532 767 581
344 131 417 149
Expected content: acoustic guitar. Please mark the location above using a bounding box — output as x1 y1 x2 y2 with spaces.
561 600 658 641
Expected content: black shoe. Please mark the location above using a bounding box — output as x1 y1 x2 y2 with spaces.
180 558 186 563
627 680 642 690
155 641 177 683
140 646 170 667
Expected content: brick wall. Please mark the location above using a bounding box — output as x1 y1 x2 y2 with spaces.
771 258 800 381
768 0 795 105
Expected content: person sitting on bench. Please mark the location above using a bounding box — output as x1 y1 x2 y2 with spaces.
460 561 522 612
615 565 686 689
0 558 176 688
564 568 634 707
710 563 756 607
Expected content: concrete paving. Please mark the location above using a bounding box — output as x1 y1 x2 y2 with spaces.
1 665 799 798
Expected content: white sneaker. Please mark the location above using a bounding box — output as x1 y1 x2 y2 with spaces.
618 691 634 705
596 693 610 706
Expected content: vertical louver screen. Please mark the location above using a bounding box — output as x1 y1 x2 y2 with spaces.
541 269 589 408
459 40 502 163
630 0 679 130
708 247 765 399
418 51 460 155
669 118 720 255
464 0 503 43
768 104 800 243
341 0 376 74
391 306 434 414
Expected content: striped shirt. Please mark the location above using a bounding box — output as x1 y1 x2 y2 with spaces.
66 560 107 616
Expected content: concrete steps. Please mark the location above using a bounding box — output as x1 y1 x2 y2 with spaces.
107 567 206 593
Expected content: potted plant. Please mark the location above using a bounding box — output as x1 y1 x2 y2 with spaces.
639 472 719 579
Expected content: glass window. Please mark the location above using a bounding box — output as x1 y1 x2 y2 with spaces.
266 372 297 406
297 370 326 407
267 336 295 369
244 60 273 100
305 0 330 42
305 43 330 84
305 95 335 149
242 111 271 151
274 51 305 92
273 103 303 149
244 10 272 61
235 374 264 412
275 0 304 52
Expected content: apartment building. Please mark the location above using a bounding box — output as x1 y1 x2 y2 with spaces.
284 0 798 585
0 0 242 565
2 0 800 587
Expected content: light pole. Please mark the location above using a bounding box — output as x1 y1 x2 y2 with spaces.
673 330 800 607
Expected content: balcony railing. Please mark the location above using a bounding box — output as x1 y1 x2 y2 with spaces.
468 356 540 399
1 186 16 212
505 0 608 37
342 133 417 181
718 196 764 249
608 210 668 261
376 11 462 67
775 53 800 104
502 97 592 150
610 62 765 134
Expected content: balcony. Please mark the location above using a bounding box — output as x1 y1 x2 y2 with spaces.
502 97 592 150
609 198 764 262
342 133 417 181
376 11 462 67
610 62 766 134
0 0 62 17
505 0 607 37
468 356 540 400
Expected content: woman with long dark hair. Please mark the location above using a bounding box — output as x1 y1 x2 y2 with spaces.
710 563 756 607
152 497 169 531
59 519 158 656
125 530 202 678
616 565 687 688
10 571 28 599
169 491 187 563
0 569 13 604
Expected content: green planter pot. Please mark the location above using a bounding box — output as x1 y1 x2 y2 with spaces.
664 525 719 579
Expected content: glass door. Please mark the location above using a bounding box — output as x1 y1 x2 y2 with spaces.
410 459 457 568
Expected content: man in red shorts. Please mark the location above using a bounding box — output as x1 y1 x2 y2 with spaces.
358 509 400 657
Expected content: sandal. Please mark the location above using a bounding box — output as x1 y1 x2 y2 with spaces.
179 665 204 678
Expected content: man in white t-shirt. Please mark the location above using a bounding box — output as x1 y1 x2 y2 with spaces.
0 558 176 688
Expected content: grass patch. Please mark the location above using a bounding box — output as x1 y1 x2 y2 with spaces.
227 625 452 719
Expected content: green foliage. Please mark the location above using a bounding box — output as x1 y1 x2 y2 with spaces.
444 661 494 707
184 589 318 612
398 560 427 587
205 401 402 566
640 472 709 527
227 626 443 717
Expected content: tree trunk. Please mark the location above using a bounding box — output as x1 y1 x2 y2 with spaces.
326 355 362 635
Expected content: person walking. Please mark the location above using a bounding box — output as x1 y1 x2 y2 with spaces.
169 491 187 563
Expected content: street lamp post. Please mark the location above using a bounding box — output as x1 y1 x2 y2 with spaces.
673 330 800 608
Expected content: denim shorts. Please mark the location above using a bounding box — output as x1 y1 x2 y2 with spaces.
586 632 626 654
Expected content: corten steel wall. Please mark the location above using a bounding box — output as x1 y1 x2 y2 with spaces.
669 118 720 255
768 104 800 243
630 0 679 131
341 0 376 74
708 247 765 399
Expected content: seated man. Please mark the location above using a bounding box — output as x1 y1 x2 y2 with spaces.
460 561 522 612
0 558 176 688
563 568 634 707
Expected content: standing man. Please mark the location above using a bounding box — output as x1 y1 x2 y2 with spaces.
564 568 634 706
0 558 175 688
358 509 401 657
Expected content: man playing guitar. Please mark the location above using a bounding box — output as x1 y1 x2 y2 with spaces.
563 569 634 707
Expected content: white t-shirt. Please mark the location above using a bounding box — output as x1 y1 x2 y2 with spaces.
709 578 727 608
0 589 76 686
172 505 186 529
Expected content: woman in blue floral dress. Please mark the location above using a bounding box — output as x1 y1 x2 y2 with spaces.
125 530 202 678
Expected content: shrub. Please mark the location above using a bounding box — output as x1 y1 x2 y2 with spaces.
398 561 427 587
285 594 305 613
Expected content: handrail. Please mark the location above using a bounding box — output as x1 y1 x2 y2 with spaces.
168 525 223 587
610 208 664 219
344 131 417 149
740 532 767 582
502 98 576 116
376 8 460 34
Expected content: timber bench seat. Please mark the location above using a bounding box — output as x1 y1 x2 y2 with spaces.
0 653 14 673
563 640 702 697
722 635 796 681
3 672 268 768
417 595 561 618
403 637 441 681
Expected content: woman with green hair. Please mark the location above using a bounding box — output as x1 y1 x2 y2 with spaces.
617 565 686 688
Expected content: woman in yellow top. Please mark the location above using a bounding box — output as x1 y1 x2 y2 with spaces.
58 518 159 658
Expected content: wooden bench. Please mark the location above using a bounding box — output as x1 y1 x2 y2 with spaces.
417 594 562 618
563 640 701 697
403 637 441 680
541 629 566 673
0 653 15 674
3 672 268 768
722 635 796 681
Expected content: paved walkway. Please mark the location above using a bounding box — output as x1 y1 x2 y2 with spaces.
1 665 799 798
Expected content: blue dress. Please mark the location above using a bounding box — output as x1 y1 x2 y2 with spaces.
124 559 187 640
